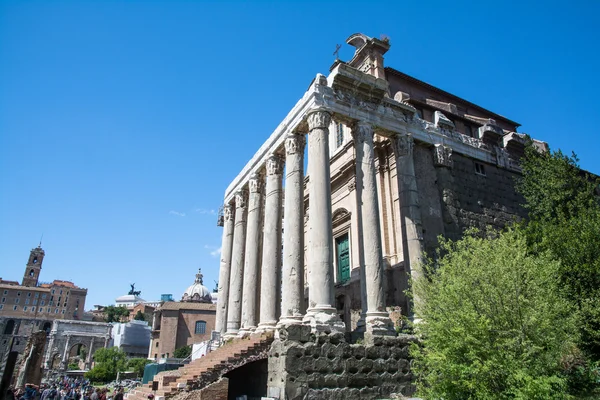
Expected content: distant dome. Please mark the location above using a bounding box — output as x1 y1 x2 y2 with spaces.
182 269 212 303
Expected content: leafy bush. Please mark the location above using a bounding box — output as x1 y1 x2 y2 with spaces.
127 358 151 377
411 229 577 399
173 345 191 359
85 347 127 383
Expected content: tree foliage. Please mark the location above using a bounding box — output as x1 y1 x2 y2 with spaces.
518 145 600 359
173 345 192 359
134 310 146 321
412 229 576 399
85 347 127 383
127 358 151 377
104 306 130 323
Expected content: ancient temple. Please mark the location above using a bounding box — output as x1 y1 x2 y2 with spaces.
214 33 540 343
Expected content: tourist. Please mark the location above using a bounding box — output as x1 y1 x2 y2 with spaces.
112 388 123 400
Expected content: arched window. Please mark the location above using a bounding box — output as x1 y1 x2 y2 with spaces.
4 320 15 335
29 269 34 277
194 320 206 334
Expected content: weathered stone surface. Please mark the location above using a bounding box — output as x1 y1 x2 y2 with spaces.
267 334 417 399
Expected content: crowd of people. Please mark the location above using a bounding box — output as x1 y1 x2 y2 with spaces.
4 378 126 400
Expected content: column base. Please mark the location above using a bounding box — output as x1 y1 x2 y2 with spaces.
276 315 304 328
255 320 278 334
365 312 396 336
237 326 256 337
223 329 239 340
303 305 345 334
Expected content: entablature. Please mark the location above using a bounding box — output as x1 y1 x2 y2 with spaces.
223 63 532 202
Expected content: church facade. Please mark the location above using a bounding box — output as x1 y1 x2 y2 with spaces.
149 270 216 360
215 33 544 338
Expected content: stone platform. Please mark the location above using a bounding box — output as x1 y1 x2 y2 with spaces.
267 326 417 400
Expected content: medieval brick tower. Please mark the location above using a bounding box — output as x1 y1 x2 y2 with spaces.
21 246 44 287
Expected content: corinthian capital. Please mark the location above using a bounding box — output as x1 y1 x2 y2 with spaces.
285 134 306 155
235 190 248 209
393 134 414 157
223 204 234 221
433 144 453 168
307 110 332 131
249 173 262 194
352 121 374 144
266 155 284 176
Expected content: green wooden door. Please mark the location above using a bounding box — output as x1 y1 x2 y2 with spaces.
336 233 350 283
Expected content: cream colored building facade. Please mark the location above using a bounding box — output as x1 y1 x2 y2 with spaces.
214 33 542 338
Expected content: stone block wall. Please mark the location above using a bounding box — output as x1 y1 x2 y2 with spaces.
414 144 526 257
268 326 416 400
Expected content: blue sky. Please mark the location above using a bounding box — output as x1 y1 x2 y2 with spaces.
1 1 598 309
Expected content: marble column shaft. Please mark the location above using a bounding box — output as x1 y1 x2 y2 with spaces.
304 110 344 332
257 156 284 332
279 134 306 326
240 174 263 333
226 190 248 335
86 337 95 368
215 204 235 334
62 335 71 364
353 122 393 334
394 134 424 311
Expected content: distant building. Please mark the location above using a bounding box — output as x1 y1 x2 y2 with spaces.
42 319 112 374
111 320 151 358
0 246 87 319
0 246 88 393
149 269 216 360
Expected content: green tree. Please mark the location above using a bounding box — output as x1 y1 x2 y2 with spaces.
173 345 192 359
85 363 113 383
127 358 151 377
67 363 79 371
134 310 145 321
104 305 130 323
518 145 600 359
412 229 577 399
85 347 127 383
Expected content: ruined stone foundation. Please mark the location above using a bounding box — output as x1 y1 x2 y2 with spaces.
267 325 417 400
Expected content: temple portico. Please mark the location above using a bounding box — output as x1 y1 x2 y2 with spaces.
214 73 408 337
214 33 533 341
214 64 426 337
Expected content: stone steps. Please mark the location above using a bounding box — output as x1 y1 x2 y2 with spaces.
125 332 273 400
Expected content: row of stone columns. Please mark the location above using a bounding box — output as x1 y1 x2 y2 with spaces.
216 109 412 337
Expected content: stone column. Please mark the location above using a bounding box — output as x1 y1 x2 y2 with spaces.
240 174 263 335
226 190 248 336
278 134 306 327
45 332 56 369
86 337 95 369
257 155 284 333
353 122 394 336
215 204 235 334
60 335 71 370
303 109 344 333
393 134 424 315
